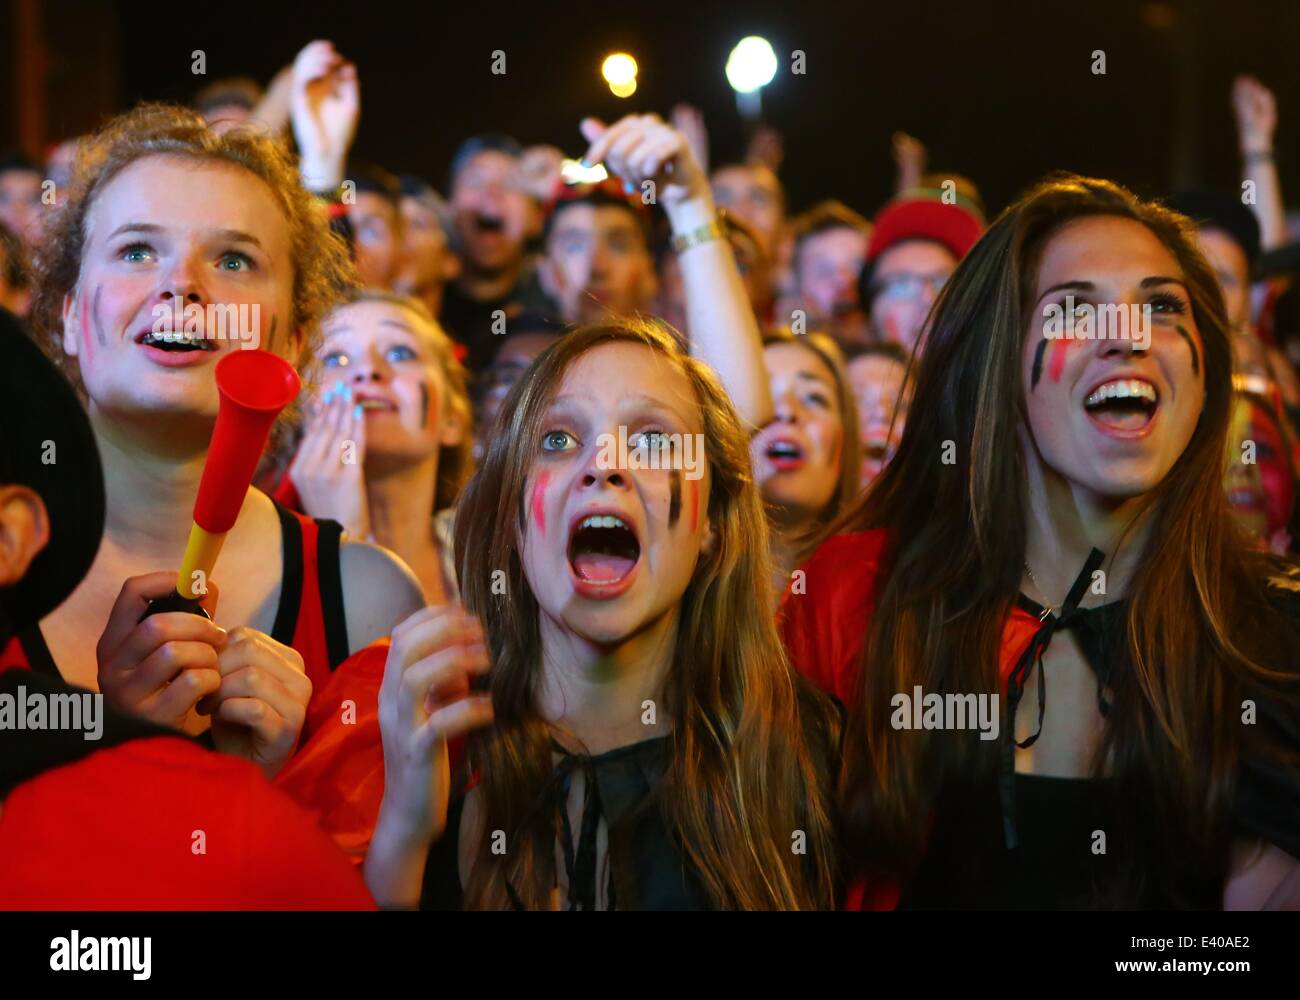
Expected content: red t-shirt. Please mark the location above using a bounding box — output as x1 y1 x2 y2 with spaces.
0 729 375 910
778 529 1045 909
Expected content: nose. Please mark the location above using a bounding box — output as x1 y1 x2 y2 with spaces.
772 386 800 423
348 344 390 384
578 440 630 492
157 252 206 307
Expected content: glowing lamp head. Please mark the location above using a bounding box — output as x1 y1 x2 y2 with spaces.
602 53 638 87
726 36 778 94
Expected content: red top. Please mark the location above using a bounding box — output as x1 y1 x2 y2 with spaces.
0 731 374 910
778 529 1045 909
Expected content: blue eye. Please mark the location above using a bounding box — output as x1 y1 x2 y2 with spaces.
1149 292 1186 314
542 430 576 452
322 351 349 368
219 252 253 272
386 344 417 363
121 243 153 263
629 429 669 451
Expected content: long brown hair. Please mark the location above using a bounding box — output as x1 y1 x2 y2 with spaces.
825 174 1300 902
454 318 839 909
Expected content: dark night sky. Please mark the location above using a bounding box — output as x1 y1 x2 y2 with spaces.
103 0 1300 219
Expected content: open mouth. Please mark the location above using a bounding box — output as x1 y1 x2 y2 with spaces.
765 438 806 469
863 439 890 462
356 397 397 412
136 330 216 353
473 212 505 235
567 513 640 586
1083 377 1158 432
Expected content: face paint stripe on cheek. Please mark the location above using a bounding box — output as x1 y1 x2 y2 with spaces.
1047 337 1069 383
689 478 699 534
418 381 430 429
1175 324 1201 376
79 289 93 364
668 469 681 527
1030 338 1048 391
531 470 550 536
92 284 106 347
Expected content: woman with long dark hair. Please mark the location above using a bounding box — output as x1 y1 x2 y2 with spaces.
782 175 1300 908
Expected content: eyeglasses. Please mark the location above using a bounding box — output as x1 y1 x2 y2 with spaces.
870 272 948 301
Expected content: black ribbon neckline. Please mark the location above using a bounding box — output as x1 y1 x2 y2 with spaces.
1000 548 1110 850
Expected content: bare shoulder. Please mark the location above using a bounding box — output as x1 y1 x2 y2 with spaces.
339 540 427 651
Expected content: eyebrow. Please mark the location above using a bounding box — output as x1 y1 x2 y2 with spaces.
1036 275 1188 307
106 222 265 251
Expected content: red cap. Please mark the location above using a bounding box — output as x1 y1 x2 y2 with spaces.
867 195 984 264
194 351 300 533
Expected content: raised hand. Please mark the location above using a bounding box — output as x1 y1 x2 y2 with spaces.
1233 75 1277 155
291 39 360 189
288 380 370 539
375 604 493 848
580 113 711 222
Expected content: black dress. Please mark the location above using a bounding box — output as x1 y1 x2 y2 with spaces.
899 559 1300 910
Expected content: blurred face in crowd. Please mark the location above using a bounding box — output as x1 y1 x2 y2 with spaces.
1225 394 1293 550
474 330 559 454
61 155 295 432
1020 215 1205 503
348 191 402 290
395 195 458 296
0 167 44 251
751 341 845 527
711 164 784 254
1194 227 1250 331
318 299 464 468
450 150 530 276
543 203 654 325
869 239 957 354
796 225 867 329
848 353 909 487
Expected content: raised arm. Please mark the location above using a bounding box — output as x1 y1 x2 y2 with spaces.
1233 75 1285 251
580 113 773 429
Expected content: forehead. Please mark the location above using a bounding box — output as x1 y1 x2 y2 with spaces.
553 202 642 235
455 151 519 185
848 354 906 382
875 238 956 275
713 165 778 197
555 341 700 423
86 154 289 246
765 340 835 383
1194 227 1248 276
351 191 398 218
0 169 41 191
323 300 431 344
802 225 866 258
1035 215 1182 290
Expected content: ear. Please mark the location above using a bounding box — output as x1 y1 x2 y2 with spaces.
61 289 81 358
0 485 50 589
538 254 560 300
438 394 469 448
440 251 462 284
698 515 717 556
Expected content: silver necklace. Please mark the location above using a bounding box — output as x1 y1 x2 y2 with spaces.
1022 561 1057 621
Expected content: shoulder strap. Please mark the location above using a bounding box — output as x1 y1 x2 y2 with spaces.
270 500 304 647
314 518 350 671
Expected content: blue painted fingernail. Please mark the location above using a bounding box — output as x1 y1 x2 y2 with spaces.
353 404 363 419
623 180 635 195
342 384 353 401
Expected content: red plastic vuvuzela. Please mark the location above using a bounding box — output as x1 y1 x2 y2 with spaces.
141 350 301 621
195 350 301 533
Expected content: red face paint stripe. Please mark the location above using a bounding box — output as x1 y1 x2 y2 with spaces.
1047 338 1069 383
531 471 550 536
689 479 699 534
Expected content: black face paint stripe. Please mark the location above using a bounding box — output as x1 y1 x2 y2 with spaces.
92 285 106 346
1175 324 1200 376
669 469 681 527
419 381 430 429
1031 338 1048 391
